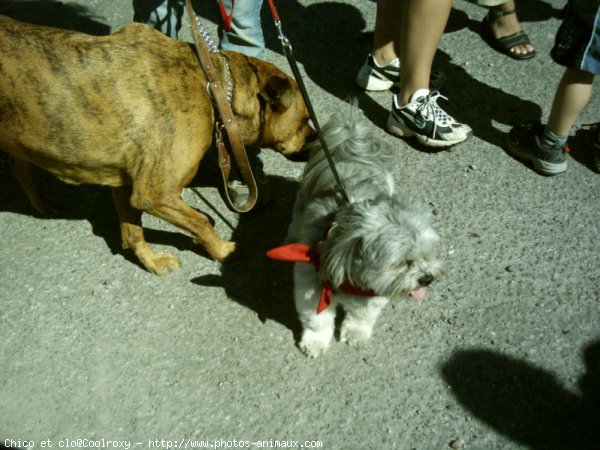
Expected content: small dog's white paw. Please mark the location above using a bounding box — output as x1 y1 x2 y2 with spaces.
340 324 373 347
298 331 332 358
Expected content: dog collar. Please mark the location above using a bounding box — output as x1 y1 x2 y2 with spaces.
266 243 376 313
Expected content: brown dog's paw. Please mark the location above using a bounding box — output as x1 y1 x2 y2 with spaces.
144 252 180 275
210 240 237 262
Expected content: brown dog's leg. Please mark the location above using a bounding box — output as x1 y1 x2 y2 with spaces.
9 156 60 216
112 186 180 275
148 197 236 261
134 192 236 262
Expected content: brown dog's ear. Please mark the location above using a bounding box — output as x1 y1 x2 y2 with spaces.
260 76 293 111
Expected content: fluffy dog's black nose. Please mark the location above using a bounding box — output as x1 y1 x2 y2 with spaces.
418 273 434 286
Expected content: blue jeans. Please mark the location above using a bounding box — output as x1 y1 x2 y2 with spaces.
133 0 265 58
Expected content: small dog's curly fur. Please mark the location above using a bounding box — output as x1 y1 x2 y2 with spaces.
284 107 444 357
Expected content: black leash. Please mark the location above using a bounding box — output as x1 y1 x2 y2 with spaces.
266 0 350 204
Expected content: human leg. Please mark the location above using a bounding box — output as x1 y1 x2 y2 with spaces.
355 0 402 91
397 0 449 104
547 68 595 136
506 69 595 176
371 0 402 66
386 0 471 148
356 0 447 92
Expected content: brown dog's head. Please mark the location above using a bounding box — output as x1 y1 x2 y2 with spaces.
224 52 316 157
257 75 316 156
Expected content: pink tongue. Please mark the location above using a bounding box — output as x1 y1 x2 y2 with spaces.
410 287 428 302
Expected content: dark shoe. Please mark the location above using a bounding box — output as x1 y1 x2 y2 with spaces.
481 8 536 61
586 122 600 173
506 122 568 175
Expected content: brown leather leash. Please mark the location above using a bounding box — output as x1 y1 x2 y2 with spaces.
185 0 258 213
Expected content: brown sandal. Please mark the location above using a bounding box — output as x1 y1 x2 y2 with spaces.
481 7 536 61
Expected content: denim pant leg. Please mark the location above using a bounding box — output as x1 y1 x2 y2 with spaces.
218 0 265 60
134 0 263 51
133 0 184 38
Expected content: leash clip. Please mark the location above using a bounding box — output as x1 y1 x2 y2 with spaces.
273 20 292 51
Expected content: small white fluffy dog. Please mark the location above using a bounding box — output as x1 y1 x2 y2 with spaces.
268 107 444 358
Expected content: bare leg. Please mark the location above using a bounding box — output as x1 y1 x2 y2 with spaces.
546 68 595 136
371 0 403 65
398 0 451 104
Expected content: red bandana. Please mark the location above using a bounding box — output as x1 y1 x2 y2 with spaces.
266 243 376 314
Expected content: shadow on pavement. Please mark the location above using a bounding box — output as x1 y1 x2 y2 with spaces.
0 0 110 34
261 1 390 135
567 126 599 173
263 1 371 101
192 174 302 337
434 49 543 149
441 339 600 450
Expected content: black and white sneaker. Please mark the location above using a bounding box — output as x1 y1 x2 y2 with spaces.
387 89 472 148
355 54 400 91
356 54 448 92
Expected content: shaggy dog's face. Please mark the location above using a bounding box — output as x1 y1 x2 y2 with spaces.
319 194 444 302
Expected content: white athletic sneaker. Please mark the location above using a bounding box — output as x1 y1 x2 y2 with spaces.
355 54 400 91
387 89 472 148
356 54 448 92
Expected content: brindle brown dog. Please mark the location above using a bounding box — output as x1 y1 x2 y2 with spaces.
0 16 315 274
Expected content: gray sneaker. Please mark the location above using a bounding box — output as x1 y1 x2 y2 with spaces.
506 122 568 175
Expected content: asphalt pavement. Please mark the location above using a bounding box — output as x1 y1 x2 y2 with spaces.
1 0 599 449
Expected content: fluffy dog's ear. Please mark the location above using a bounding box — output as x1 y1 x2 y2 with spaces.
260 76 293 111
318 225 365 288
